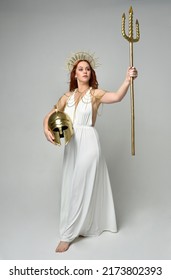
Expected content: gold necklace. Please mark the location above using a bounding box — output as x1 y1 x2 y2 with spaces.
66 88 92 107
76 87 90 95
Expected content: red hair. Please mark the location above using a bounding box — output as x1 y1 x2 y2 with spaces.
69 60 98 92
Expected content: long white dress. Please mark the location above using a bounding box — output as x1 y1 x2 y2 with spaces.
59 88 117 242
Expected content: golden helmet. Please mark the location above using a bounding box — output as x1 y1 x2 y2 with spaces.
48 111 73 146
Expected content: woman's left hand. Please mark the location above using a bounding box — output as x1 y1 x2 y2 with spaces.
126 66 138 83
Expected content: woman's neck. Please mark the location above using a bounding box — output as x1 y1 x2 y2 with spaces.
77 86 90 95
77 82 90 93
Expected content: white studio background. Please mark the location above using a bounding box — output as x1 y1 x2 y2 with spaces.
0 0 171 260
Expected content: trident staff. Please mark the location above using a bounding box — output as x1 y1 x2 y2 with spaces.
122 6 140 155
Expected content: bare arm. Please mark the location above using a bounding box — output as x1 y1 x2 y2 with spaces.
43 107 56 144
100 67 138 104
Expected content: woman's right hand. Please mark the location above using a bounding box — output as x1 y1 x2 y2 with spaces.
44 129 56 144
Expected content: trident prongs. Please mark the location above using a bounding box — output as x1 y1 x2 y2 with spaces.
122 6 140 43
134 19 140 42
122 13 130 41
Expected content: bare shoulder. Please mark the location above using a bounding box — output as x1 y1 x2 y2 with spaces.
91 88 107 100
60 91 73 102
54 91 73 111
64 91 73 97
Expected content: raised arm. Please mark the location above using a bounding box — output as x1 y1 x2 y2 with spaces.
100 67 138 104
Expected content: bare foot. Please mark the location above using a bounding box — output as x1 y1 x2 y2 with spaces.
55 241 70 253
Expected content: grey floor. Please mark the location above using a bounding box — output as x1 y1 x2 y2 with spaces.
0 178 170 260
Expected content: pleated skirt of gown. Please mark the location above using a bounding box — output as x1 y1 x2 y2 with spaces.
59 89 117 242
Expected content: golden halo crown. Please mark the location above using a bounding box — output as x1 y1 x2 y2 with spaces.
66 51 99 72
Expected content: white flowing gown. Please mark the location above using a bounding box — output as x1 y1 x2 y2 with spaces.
59 88 117 242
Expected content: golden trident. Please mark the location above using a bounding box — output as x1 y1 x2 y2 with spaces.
122 6 140 155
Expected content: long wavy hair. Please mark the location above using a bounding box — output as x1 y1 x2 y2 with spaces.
69 60 98 92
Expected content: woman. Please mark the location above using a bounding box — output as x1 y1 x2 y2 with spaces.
43 52 138 253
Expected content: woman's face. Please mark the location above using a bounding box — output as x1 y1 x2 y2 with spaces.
75 61 91 84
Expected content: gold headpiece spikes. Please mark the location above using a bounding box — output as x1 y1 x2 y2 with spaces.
66 51 99 72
